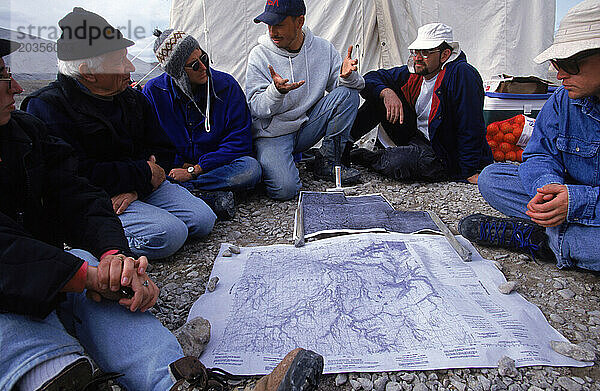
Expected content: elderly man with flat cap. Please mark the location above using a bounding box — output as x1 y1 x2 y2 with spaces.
246 0 364 201
350 23 492 184
22 7 216 259
1 35 323 391
460 0 600 271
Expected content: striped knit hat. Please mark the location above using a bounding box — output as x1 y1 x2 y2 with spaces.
153 29 212 132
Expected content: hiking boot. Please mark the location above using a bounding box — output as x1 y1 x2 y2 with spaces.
312 152 360 185
459 213 556 262
194 190 236 221
249 348 324 391
38 358 122 391
169 348 323 391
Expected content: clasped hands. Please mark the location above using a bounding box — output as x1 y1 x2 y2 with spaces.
86 254 158 312
526 183 569 227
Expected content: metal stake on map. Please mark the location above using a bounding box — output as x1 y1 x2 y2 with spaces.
326 165 356 194
293 202 305 247
427 211 472 262
335 166 342 188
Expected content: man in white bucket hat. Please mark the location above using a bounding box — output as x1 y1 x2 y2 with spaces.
350 23 492 184
460 0 600 271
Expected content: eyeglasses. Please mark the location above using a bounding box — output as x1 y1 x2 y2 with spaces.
0 66 12 89
409 49 441 59
550 49 600 75
184 52 209 72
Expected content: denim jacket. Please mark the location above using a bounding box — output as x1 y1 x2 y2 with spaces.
518 87 600 226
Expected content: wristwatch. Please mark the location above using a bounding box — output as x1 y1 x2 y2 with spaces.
187 166 197 178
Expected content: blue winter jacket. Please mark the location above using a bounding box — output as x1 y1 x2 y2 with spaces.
143 70 253 172
361 52 493 180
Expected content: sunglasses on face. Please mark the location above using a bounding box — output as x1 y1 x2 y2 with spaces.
550 49 600 75
409 49 441 59
0 67 12 89
184 52 209 72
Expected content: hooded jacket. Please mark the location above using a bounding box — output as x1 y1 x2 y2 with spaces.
361 52 492 180
143 69 253 172
0 111 131 318
246 27 364 139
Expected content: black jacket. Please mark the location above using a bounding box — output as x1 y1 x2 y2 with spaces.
22 74 175 198
0 111 131 318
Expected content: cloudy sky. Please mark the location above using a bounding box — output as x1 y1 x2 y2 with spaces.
1 0 171 62
0 0 585 62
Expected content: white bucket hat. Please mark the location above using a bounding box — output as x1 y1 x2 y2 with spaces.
534 0 600 63
407 23 461 70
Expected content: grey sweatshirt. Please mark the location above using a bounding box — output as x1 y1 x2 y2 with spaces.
245 27 364 139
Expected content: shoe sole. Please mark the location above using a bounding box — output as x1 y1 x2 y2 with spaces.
277 349 324 391
39 358 93 391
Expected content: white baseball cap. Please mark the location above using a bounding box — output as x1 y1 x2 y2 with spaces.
407 23 461 69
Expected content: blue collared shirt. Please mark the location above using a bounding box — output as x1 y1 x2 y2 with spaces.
518 87 600 226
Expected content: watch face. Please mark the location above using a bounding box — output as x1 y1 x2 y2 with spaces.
188 166 195 174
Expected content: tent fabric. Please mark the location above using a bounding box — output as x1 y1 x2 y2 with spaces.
169 0 554 87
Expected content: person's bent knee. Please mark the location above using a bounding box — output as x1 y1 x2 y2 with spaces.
266 179 299 201
227 156 262 190
330 86 359 109
477 164 496 201
478 163 512 203
128 219 188 259
186 205 216 238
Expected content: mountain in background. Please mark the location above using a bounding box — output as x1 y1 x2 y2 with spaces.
0 27 162 81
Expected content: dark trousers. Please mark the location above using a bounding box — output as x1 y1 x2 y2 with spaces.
349 92 447 181
350 89 417 146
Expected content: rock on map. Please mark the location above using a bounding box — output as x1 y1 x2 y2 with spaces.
188 233 589 375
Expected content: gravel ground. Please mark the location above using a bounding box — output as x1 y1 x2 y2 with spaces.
149 164 600 391
15 82 600 390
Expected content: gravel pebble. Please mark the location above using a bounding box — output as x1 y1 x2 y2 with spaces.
335 373 348 386
498 280 519 294
207 276 219 292
558 288 576 299
385 382 401 391
550 341 596 362
498 356 518 377
556 376 583 391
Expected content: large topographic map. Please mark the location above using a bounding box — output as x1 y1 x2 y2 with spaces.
188 233 589 375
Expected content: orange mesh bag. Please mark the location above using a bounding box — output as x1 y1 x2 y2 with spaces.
485 115 535 162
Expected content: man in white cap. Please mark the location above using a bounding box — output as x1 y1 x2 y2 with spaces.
459 0 600 271
350 23 492 184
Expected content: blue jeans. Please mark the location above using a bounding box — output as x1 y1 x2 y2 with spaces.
0 250 182 391
255 87 360 200
181 156 262 192
119 180 216 259
478 163 600 271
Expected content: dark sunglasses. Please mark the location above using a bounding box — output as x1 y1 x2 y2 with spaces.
550 49 600 75
0 66 12 89
184 52 209 72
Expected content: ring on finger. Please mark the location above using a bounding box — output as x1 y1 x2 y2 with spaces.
142 280 149 287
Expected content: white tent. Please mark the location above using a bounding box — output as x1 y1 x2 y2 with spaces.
169 0 555 86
